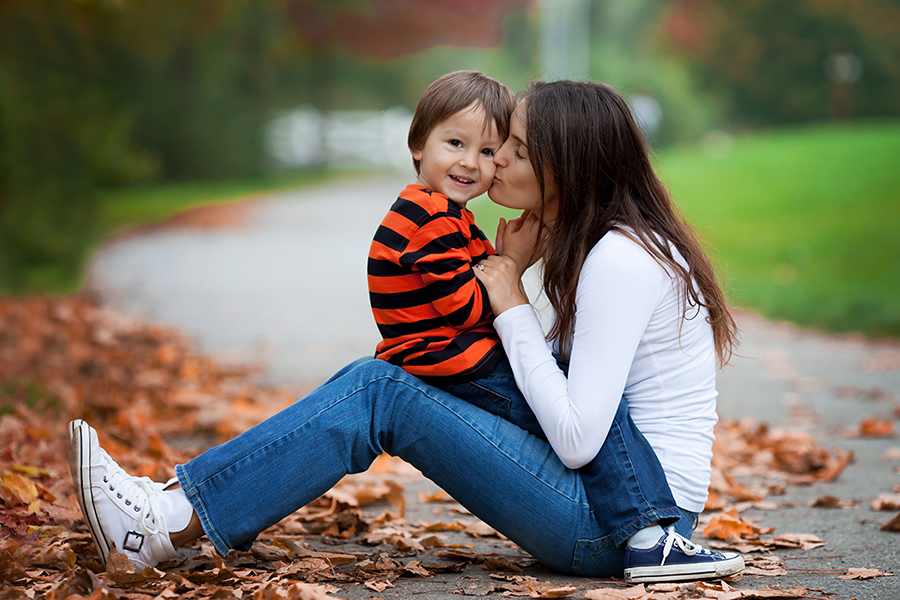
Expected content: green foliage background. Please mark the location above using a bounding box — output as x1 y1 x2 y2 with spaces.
1 0 898 340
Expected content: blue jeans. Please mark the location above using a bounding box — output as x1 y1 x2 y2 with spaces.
437 355 546 441
176 358 695 577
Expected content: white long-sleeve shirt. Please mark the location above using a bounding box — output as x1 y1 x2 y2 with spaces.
493 230 718 513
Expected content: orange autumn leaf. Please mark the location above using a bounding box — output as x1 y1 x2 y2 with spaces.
703 509 761 540
858 417 896 438
0 472 40 505
419 490 453 503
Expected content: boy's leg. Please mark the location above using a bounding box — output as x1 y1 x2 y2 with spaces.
436 354 545 440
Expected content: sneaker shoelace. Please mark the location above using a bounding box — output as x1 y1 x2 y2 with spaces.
100 453 163 538
660 526 712 566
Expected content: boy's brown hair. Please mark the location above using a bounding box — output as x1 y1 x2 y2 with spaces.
408 71 516 174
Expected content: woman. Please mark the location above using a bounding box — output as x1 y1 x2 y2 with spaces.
68 79 742 583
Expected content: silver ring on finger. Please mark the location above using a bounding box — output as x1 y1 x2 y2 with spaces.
476 264 485 271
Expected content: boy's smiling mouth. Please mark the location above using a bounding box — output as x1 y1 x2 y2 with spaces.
450 175 475 185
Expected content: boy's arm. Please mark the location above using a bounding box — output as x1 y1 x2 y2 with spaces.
400 215 493 330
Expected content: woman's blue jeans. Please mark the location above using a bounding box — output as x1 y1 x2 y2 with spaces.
176 358 696 577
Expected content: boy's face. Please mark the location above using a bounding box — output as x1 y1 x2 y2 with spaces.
412 103 504 207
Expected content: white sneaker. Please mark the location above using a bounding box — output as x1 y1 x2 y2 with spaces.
68 419 178 570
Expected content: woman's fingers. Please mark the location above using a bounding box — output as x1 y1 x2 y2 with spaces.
472 255 529 315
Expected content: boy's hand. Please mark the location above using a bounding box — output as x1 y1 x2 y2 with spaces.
496 211 544 276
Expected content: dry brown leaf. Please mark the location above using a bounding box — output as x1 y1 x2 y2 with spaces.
583 584 649 600
464 521 500 538
882 511 900 532
809 494 858 509
871 492 900 511
770 533 827 550
838 567 894 579
364 578 395 592
523 581 579 598
743 555 787 577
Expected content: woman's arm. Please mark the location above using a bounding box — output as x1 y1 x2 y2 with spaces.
488 234 666 468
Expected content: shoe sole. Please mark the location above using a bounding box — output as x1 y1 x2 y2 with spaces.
68 419 111 564
624 555 745 583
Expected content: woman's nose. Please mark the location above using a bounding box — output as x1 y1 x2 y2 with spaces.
494 143 510 167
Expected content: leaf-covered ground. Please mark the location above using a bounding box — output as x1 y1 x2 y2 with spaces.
1 295 893 599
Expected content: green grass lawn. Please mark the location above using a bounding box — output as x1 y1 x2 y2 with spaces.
471 121 900 338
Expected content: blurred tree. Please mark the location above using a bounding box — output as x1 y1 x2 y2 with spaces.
588 0 722 145
0 0 150 292
660 0 900 126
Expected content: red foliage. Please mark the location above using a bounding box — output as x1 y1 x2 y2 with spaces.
284 0 531 58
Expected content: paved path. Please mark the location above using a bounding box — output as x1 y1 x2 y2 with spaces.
89 174 900 599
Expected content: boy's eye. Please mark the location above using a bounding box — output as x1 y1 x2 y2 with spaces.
481 148 495 157
448 139 462 148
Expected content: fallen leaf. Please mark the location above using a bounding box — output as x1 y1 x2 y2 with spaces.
524 581 579 598
364 578 395 592
880 512 900 532
743 555 788 577
419 490 453 503
584 584 648 600
771 533 827 550
809 495 858 509
871 493 900 511
703 509 764 541
856 417 896 438
838 567 894 579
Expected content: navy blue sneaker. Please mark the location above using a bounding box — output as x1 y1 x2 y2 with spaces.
623 526 744 583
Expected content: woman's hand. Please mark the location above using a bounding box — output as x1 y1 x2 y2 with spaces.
473 255 530 316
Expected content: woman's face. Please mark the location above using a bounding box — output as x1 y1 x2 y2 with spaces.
488 104 557 222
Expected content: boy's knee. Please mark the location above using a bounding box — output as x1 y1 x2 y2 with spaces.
349 357 407 382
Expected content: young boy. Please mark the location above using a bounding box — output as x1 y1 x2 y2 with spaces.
367 70 543 437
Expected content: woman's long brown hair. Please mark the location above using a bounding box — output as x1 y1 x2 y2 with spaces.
521 80 738 366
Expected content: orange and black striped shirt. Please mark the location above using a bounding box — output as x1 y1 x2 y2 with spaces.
368 184 501 381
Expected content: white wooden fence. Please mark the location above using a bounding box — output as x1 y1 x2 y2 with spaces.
266 105 413 170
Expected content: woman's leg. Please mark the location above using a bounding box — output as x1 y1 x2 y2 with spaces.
437 355 683 545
